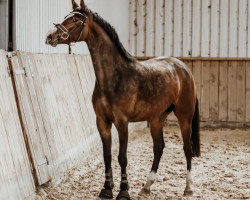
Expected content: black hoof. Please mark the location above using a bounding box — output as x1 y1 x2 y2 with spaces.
116 190 130 200
99 189 113 199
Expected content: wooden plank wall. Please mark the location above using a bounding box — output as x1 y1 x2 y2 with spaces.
193 59 249 123
10 51 147 186
129 0 250 58
10 52 100 185
159 59 250 123
0 50 35 199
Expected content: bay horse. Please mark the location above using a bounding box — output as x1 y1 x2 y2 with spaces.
46 0 200 199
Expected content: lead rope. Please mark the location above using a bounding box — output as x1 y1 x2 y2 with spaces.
68 35 72 54
68 43 72 54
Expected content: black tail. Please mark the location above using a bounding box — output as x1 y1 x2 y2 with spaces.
191 97 200 157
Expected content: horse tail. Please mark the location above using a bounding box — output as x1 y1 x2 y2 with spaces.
191 97 200 157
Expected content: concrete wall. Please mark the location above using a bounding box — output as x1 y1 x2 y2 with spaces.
0 0 8 50
13 0 130 54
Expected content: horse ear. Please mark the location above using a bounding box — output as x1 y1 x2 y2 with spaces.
80 0 87 11
72 0 79 10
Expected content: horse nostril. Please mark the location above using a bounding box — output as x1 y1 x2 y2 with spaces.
46 34 52 44
48 35 52 41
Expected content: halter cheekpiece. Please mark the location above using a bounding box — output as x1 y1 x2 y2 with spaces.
52 10 90 53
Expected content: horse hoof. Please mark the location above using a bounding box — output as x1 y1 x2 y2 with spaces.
99 189 113 199
116 190 131 200
140 188 150 195
184 190 193 196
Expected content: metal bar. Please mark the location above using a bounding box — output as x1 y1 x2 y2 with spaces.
15 69 26 75
136 56 250 61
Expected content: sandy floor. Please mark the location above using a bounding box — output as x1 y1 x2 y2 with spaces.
36 126 250 200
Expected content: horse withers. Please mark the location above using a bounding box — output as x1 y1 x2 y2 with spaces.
46 1 200 199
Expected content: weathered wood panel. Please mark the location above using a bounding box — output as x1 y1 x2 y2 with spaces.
229 0 238 57
137 0 146 56
210 0 219 57
220 0 229 57
246 61 250 121
228 61 238 121
238 0 248 57
11 52 53 185
182 0 192 57
201 61 210 120
155 0 165 56
12 52 103 183
201 0 211 57
192 0 201 57
209 61 219 120
9 51 147 189
219 61 228 121
173 0 182 57
236 61 246 121
128 0 137 56
130 0 250 58
164 0 174 56
137 57 250 124
0 50 35 199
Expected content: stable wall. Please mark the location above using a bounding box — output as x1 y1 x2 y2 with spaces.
0 50 35 200
129 0 250 58
0 0 8 50
0 50 146 199
13 0 129 54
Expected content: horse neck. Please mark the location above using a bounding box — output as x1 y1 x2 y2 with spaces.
86 22 128 92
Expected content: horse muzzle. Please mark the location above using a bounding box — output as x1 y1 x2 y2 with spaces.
45 29 59 47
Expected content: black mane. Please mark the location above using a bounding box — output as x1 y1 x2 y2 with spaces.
91 12 135 62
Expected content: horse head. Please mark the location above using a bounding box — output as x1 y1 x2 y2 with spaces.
46 0 92 47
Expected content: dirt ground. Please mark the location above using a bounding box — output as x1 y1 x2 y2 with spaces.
36 125 250 200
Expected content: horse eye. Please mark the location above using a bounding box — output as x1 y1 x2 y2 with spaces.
73 19 78 22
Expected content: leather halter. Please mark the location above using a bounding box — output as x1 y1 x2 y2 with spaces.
52 11 89 46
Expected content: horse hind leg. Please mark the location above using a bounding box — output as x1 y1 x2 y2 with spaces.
141 118 165 194
175 97 200 196
174 109 194 196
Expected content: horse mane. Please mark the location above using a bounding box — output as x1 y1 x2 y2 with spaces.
91 11 135 62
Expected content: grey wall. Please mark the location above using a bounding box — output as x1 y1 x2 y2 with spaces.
13 0 130 54
0 0 8 50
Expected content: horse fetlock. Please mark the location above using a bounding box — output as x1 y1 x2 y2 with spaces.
104 180 114 190
120 182 129 191
186 171 193 185
186 179 193 185
147 171 156 184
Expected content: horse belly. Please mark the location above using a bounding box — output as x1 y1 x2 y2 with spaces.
127 100 171 122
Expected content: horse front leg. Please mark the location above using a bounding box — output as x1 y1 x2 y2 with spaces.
141 118 165 194
97 117 114 199
114 119 130 200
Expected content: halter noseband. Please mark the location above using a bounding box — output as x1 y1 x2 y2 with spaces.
52 11 89 46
